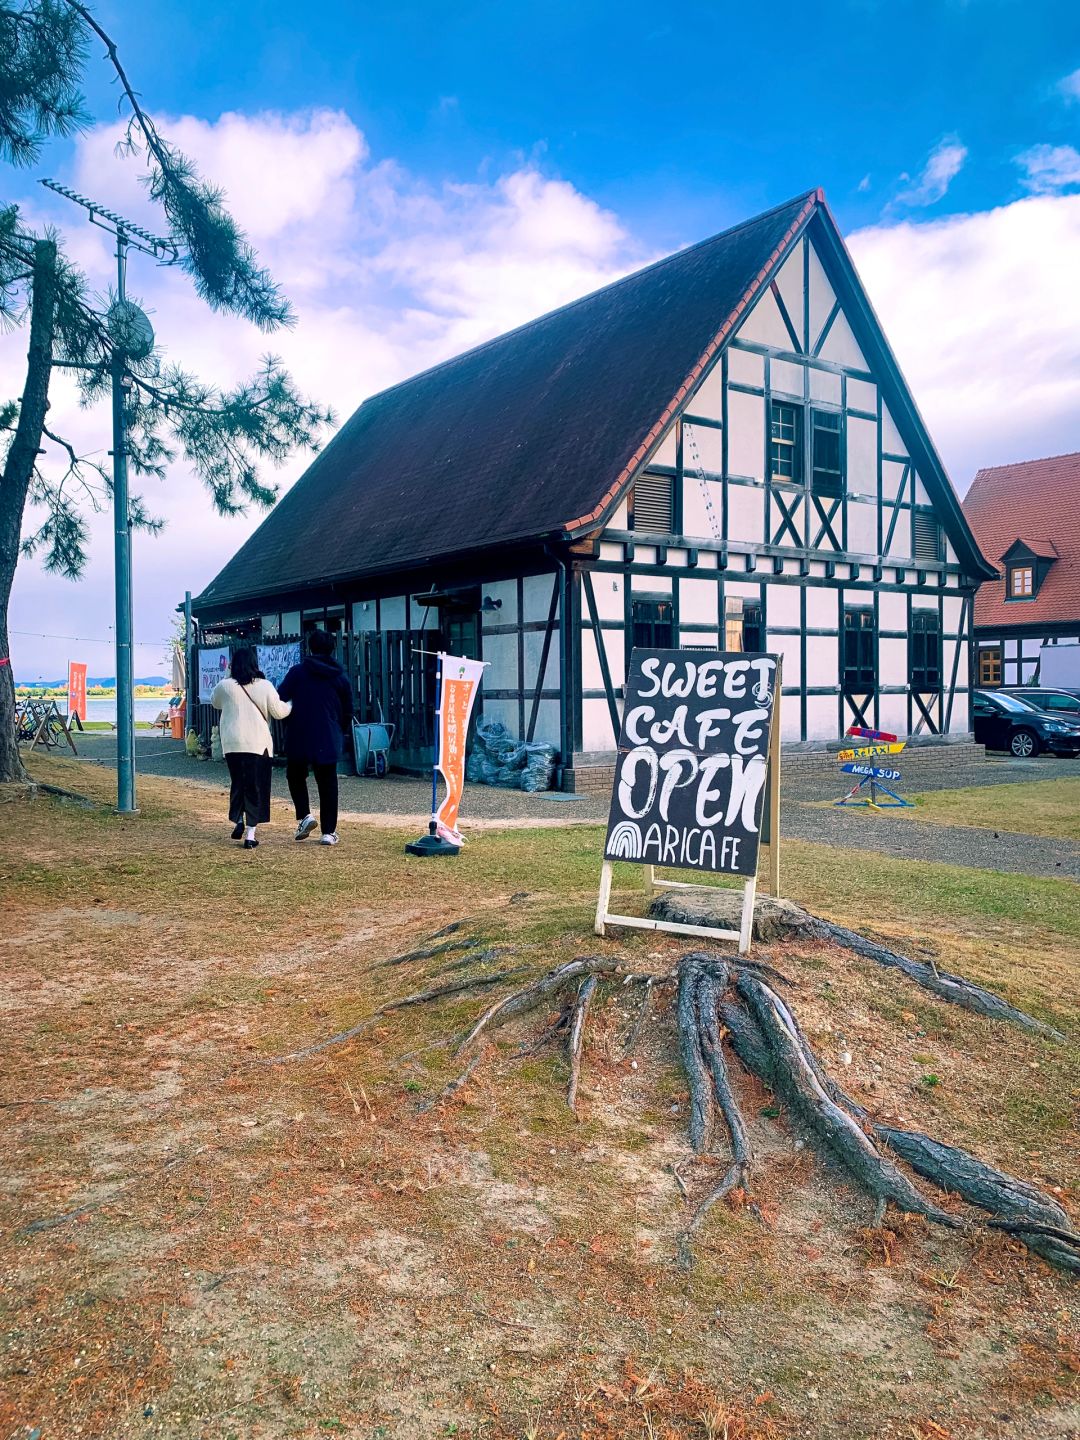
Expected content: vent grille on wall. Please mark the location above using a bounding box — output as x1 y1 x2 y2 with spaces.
631 472 674 533
913 510 944 563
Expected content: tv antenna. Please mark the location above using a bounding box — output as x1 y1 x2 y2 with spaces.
41 178 182 814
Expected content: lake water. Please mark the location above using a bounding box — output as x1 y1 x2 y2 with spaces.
80 697 177 725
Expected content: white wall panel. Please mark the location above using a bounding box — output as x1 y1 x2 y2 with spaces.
878 637 906 686
582 697 619 751
483 699 518 734
282 610 301 634
769 633 802 691
774 239 805 339
726 390 764 479
846 416 877 497
725 578 761 599
737 288 794 350
881 405 905 456
651 425 677 467
523 573 557 622
806 584 838 629
726 485 765 544
593 572 624 621
679 577 719 625
805 633 838 687
881 458 906 502
728 347 764 386
481 579 519 626
682 630 718 649
690 365 724 421
878 693 908 737
950 690 969 734
807 241 836 348
683 478 723 539
631 572 671 593
911 593 938 612
878 591 906 631
765 582 800 627
817 309 867 370
771 358 804 398
685 421 723 472
847 377 876 412
523 628 559 687
805 694 837 741
847 502 877 555
381 596 407 630
809 367 842 405
482 632 517 689
352 602 375 632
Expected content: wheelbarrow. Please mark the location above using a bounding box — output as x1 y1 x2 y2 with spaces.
352 720 395 778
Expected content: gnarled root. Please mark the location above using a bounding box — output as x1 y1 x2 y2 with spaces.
802 916 1065 1041
566 975 598 1114
456 956 619 1056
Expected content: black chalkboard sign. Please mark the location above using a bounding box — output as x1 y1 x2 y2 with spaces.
603 649 779 878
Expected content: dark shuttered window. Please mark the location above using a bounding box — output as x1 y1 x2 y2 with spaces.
913 510 944 563
910 610 942 691
631 598 674 651
842 607 875 692
630 472 674 533
810 410 844 496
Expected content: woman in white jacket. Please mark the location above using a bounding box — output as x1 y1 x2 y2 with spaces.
211 647 292 849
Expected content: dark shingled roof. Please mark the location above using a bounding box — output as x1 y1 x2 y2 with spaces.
194 191 818 614
194 186 991 617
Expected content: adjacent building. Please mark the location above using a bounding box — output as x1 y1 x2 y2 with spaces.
192 188 993 787
962 452 1080 688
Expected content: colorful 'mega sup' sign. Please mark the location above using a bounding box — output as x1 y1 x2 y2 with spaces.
603 649 778 878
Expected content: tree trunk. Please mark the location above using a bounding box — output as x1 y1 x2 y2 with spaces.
0 239 58 785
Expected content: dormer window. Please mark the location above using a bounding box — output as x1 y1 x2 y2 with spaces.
1007 564 1033 599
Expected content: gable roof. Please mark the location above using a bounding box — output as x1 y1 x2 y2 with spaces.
963 452 1080 629
194 188 990 618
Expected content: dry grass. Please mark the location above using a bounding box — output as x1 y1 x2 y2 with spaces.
0 755 1077 1440
903 777 1080 841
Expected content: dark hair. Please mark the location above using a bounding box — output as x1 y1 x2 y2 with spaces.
308 628 335 658
230 646 264 685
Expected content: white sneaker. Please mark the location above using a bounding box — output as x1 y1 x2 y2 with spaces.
320 832 339 846
295 815 317 841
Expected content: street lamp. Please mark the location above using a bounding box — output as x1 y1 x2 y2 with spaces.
40 180 178 813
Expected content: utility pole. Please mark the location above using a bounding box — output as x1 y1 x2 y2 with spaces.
41 181 177 813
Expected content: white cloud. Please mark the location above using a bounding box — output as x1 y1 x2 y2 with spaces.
849 192 1080 486
1058 67 1080 102
1016 142 1080 193
5 109 646 678
895 137 968 207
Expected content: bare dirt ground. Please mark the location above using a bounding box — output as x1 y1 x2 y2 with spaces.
1 757 1077 1440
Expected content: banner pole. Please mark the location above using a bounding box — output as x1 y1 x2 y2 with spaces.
405 649 461 858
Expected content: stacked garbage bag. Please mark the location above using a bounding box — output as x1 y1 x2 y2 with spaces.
465 718 556 792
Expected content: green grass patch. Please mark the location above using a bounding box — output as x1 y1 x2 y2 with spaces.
904 777 1080 840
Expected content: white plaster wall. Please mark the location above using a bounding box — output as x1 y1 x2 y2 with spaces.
726 390 764 479
725 578 761 600
765 583 800 628
685 420 723 473
878 591 906 632
261 613 281 636
847 377 876 413
683 630 719 648
881 459 906 503
809 367 841 405
806 584 838 630
951 689 969 733
818 309 867 370
631 572 671 594
768 633 802 691
885 509 912 562
913 475 931 505
523 574 557 622
683 478 723 539
651 426 678 468
481 579 519 627
582 696 619 751
727 485 765 545
483 699 518 734
690 365 724 421
737 287 793 350
847 502 877 556
281 610 301 635
805 632 838 688
608 496 629 529
727 347 764 387
593 572 624 621
482 632 518 691
878 637 906 686
380 596 407 630
878 693 908 737
805 694 837 741
881 405 906 456
774 237 805 335
846 416 877 498
910 593 938 612
581 625 625 692
807 242 836 346
679 577 719 625
770 358 804 399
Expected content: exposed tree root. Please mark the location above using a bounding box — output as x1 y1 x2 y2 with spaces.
801 914 1065 1041
369 936 480 971
622 977 654 1057
566 975 598 1115
417 1050 486 1113
455 956 619 1056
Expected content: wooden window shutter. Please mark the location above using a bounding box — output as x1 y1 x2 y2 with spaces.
913 511 944 563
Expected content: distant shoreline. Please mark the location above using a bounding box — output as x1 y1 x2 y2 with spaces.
15 685 175 700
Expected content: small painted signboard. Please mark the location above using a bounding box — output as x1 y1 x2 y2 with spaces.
845 725 898 742
835 741 906 761
840 762 902 781
595 648 781 954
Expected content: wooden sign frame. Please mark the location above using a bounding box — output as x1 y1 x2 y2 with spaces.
594 668 782 957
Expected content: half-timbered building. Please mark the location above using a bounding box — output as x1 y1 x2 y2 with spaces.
192 189 993 787
963 452 1080 688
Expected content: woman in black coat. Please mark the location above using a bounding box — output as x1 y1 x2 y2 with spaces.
278 629 353 846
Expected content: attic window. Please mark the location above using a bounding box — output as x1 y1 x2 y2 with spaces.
913 510 944 564
1007 564 1034 599
631 471 674 533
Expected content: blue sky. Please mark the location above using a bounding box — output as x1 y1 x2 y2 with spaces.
8 0 1080 678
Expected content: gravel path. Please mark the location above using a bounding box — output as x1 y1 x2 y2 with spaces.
59 732 1080 880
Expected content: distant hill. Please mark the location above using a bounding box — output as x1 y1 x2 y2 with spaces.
15 674 169 688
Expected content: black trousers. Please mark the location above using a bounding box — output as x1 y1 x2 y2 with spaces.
286 758 338 835
225 751 272 826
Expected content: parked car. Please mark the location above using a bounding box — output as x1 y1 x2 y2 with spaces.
1000 686 1080 717
973 689 1080 758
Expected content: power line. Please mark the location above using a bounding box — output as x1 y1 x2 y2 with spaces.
11 629 172 647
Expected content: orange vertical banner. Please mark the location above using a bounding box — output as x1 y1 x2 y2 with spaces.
68 661 87 723
434 654 487 844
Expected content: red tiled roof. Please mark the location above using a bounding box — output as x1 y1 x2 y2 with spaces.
963 452 1080 629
